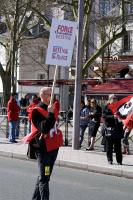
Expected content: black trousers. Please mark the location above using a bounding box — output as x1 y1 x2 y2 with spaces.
32 149 58 200
105 137 122 164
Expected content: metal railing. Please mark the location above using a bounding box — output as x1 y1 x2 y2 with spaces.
0 115 29 138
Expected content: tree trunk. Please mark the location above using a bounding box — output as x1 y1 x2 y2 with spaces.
2 73 11 107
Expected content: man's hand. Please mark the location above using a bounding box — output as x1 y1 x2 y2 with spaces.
48 105 54 113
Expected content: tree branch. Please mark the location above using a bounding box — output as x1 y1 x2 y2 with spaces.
83 27 127 73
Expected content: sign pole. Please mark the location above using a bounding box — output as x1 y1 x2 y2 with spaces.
72 0 84 149
50 65 58 106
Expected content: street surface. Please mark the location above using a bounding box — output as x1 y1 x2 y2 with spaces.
0 157 133 200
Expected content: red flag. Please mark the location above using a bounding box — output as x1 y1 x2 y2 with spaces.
109 96 133 129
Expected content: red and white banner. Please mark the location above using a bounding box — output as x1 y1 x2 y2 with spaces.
109 96 133 129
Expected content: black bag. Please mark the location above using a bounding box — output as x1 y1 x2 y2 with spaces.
27 133 42 159
101 136 106 145
27 142 37 159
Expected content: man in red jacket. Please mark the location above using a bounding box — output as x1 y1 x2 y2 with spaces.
7 93 21 143
27 94 39 132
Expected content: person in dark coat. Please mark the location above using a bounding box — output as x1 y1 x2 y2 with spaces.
102 94 124 165
86 99 102 150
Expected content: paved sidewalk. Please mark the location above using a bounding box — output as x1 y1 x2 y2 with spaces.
0 137 133 179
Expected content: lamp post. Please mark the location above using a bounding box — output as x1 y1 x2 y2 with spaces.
72 0 84 149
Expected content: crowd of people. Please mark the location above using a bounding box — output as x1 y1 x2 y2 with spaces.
1 89 132 199
4 92 133 165
79 94 132 165
6 92 60 143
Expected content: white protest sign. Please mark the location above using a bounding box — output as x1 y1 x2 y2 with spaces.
46 18 77 67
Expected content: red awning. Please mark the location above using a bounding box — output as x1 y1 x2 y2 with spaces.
107 64 128 73
85 79 133 94
18 79 99 86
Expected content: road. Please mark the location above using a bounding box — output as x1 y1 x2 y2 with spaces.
0 157 133 200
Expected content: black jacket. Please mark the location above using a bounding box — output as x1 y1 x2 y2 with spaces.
102 104 124 139
31 102 56 151
32 102 55 134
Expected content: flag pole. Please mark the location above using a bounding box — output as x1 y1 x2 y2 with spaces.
50 65 58 106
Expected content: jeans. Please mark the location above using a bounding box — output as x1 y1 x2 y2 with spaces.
9 121 17 142
80 125 88 147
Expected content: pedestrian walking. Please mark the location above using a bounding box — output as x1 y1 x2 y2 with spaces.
23 87 63 200
7 93 21 143
102 94 124 165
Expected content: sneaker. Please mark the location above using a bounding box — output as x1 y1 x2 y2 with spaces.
118 162 122 165
9 140 18 143
13 141 18 143
86 147 94 151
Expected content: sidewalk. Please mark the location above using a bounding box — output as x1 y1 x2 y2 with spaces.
0 137 133 179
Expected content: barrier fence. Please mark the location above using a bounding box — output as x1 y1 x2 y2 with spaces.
0 107 132 149
0 108 75 147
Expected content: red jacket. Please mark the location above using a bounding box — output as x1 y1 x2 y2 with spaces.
53 99 60 119
7 97 21 121
22 107 63 152
27 101 39 121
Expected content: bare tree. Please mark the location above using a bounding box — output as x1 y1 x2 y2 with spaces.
57 0 128 79
0 0 54 105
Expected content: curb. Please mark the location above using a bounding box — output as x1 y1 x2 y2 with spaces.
56 160 133 179
0 150 133 179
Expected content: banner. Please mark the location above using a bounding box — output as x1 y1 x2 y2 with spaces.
109 96 133 129
45 18 77 66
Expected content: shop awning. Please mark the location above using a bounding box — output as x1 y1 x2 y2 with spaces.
107 64 128 73
18 79 99 86
94 63 129 74
85 79 133 94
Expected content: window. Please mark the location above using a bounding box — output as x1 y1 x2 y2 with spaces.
99 0 110 15
38 74 46 80
32 25 39 36
122 32 131 52
130 3 133 13
99 0 120 15
112 0 120 8
39 47 45 64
